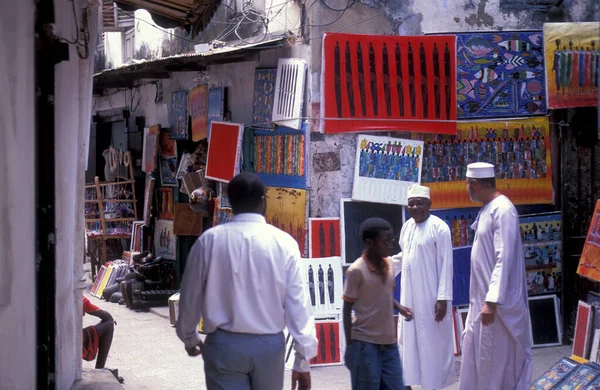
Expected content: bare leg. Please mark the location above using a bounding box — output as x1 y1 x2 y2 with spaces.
94 319 114 369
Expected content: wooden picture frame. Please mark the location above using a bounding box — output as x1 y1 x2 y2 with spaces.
573 300 593 358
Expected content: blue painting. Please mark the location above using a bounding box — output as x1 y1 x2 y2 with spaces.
252 68 277 129
207 87 223 140
170 90 189 139
456 31 547 119
452 246 472 306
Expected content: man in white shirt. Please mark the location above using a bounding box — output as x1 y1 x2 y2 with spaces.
395 184 454 390
458 162 532 390
176 172 318 390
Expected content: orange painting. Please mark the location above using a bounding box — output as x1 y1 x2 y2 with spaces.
265 186 307 255
577 200 600 282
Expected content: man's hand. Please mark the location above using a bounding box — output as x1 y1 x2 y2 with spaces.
185 340 204 357
434 300 448 323
398 305 413 321
481 302 496 326
291 371 311 390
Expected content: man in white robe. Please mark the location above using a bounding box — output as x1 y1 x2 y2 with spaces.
393 184 455 390
458 162 533 390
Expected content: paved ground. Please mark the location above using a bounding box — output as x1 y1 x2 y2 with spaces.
83 287 572 389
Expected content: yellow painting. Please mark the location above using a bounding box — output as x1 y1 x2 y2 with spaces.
544 22 600 109
265 186 307 255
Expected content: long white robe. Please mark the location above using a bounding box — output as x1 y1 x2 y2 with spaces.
395 215 455 390
458 195 533 390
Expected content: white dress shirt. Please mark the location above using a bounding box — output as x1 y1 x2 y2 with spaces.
176 213 318 372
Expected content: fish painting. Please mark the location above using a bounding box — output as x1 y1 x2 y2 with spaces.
524 101 542 113
493 35 533 52
462 36 494 58
457 78 476 98
475 68 499 83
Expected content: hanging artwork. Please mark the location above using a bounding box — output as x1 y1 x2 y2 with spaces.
252 68 277 128
313 151 341 173
173 203 203 236
143 175 155 227
252 126 307 189
142 125 159 174
213 198 234 226
190 84 208 141
431 207 479 248
158 130 177 158
217 182 231 209
159 156 178 187
207 87 224 140
577 200 600 282
205 122 244 183
311 320 343 367
265 186 307 255
321 33 457 134
352 135 424 205
543 22 600 109
340 199 404 265
308 218 340 258
154 219 176 260
157 188 174 219
520 212 562 295
452 246 472 306
414 116 552 209
298 257 343 316
170 90 189 140
176 152 194 180
455 31 547 118
129 221 144 253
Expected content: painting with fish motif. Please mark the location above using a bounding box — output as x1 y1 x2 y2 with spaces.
412 116 553 209
321 33 457 135
543 22 600 109
455 31 547 118
265 186 307 256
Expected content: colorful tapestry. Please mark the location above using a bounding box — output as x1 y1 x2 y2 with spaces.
213 198 234 226
265 186 307 255
577 200 600 282
414 116 552 209
455 31 547 118
154 219 176 260
521 212 562 295
543 22 600 109
252 126 306 189
169 90 189 140
142 125 159 174
321 33 457 134
352 135 424 205
252 68 277 128
157 188 174 219
190 84 208 141
308 218 341 258
207 87 224 139
159 156 178 187
159 130 177 157
206 122 244 183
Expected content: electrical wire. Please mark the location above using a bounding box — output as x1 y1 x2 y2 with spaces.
320 0 356 13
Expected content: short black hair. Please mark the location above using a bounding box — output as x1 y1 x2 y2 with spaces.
359 218 393 242
227 172 265 214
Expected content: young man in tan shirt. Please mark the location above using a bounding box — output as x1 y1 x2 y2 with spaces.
343 217 413 390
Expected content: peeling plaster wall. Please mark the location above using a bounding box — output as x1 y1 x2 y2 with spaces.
306 0 599 218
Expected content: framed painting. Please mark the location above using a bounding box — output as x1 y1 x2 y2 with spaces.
213 198 234 226
310 320 343 367
252 68 277 129
143 175 155 227
142 125 159 174
207 87 224 139
158 130 177 158
454 31 547 118
321 33 457 134
530 357 579 389
190 84 208 141
528 294 562 348
352 135 424 205
573 300 593 358
169 90 189 140
205 121 244 183
154 219 176 260
129 220 144 253
159 156 178 187
578 200 600 283
265 186 307 255
308 218 340 258
298 257 343 317
157 188 174 219
173 203 203 236
543 22 600 109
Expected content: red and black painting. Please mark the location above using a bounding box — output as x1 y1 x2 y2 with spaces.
321 33 457 134
310 321 342 366
308 218 341 258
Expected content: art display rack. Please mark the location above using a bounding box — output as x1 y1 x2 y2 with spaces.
85 160 138 280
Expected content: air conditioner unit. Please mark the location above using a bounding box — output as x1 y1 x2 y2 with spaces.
272 58 307 130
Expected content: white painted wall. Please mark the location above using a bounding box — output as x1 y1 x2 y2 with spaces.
134 9 170 60
104 31 123 68
0 0 37 388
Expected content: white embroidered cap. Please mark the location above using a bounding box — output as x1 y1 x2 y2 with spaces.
466 162 495 179
407 184 430 199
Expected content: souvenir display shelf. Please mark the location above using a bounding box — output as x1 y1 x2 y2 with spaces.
85 160 138 279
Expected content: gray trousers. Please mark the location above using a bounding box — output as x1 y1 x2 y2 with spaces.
203 329 285 390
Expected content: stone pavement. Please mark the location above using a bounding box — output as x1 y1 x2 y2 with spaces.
83 288 571 389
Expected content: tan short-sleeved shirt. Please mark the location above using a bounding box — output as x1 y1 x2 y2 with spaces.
342 255 396 345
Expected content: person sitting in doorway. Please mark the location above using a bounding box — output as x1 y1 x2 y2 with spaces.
82 296 116 370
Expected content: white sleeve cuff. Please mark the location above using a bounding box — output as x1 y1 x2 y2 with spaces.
292 353 311 372
183 331 202 350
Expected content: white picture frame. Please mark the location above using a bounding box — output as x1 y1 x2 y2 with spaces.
528 294 562 348
298 257 343 317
